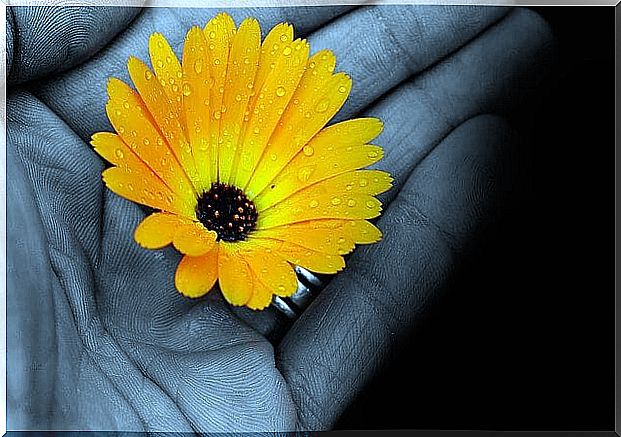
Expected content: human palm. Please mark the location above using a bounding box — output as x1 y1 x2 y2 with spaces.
7 5 553 432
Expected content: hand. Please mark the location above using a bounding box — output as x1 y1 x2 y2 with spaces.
7 5 553 432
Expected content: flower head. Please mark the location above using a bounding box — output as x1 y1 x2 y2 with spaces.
92 12 391 310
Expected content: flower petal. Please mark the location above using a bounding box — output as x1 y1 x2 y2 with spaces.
173 221 218 256
134 212 186 249
244 276 274 311
105 78 196 205
218 243 254 306
175 249 219 298
218 18 261 184
256 171 388 228
127 56 199 188
243 248 298 297
245 57 353 198
181 26 214 191
232 35 310 189
204 13 237 181
252 238 345 274
148 32 183 114
253 118 384 207
93 132 193 215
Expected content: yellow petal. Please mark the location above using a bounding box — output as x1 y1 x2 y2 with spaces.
173 221 218 256
245 60 353 198
127 56 199 188
218 18 261 184
105 78 196 206
134 212 186 249
252 238 345 274
181 26 214 191
253 222 355 255
244 275 274 311
257 171 387 228
253 118 384 208
218 243 254 306
175 249 219 298
232 37 310 189
204 12 237 180
243 248 298 297
148 32 183 115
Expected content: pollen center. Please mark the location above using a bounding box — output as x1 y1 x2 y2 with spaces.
196 183 258 242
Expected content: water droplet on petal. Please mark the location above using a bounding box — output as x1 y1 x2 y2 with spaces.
366 200 375 208
270 153 277 161
280 34 288 42
309 200 319 208
276 86 286 97
182 83 192 96
172 84 179 92
297 165 314 182
209 31 216 39
359 178 368 187
303 145 314 156
144 70 153 80
213 110 222 120
283 46 292 56
367 151 378 159
315 98 329 113
331 197 342 205
194 59 203 74
347 199 357 207
338 85 348 93
143 138 150 145
114 149 124 158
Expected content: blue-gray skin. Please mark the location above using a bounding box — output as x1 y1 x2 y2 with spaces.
7 5 554 433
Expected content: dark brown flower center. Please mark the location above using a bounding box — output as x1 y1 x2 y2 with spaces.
196 183 258 242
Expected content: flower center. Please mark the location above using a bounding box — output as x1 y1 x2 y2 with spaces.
196 182 258 242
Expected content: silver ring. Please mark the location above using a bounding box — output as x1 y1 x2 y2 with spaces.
272 266 324 318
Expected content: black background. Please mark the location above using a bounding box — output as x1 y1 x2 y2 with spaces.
336 7 615 431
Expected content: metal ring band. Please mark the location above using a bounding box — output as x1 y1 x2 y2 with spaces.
272 266 324 318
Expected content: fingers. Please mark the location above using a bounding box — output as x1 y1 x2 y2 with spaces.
277 114 518 430
308 5 509 120
8 6 142 83
33 6 353 141
368 8 553 201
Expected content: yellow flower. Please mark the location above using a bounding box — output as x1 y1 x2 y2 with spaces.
91 12 391 310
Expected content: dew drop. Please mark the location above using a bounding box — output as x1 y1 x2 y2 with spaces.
359 178 368 187
127 183 134 191
194 59 203 74
143 138 150 145
270 153 277 161
345 184 353 191
331 197 342 205
213 110 222 120
367 151 378 159
315 99 329 113
157 40 164 49
165 56 172 64
297 166 314 182
253 126 260 134
278 285 286 292
114 149 124 158
283 46 292 56
276 86 286 97
209 31 216 39
214 59 221 65
366 200 375 208
303 145 314 156
338 85 348 93
172 84 179 92
280 34 288 42
347 199 357 207
235 94 242 102
118 126 125 134
309 200 319 208
144 69 153 80
182 83 192 96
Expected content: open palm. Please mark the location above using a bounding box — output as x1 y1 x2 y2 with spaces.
7 5 553 432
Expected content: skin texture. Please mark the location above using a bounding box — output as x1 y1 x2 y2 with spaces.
7 5 554 432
